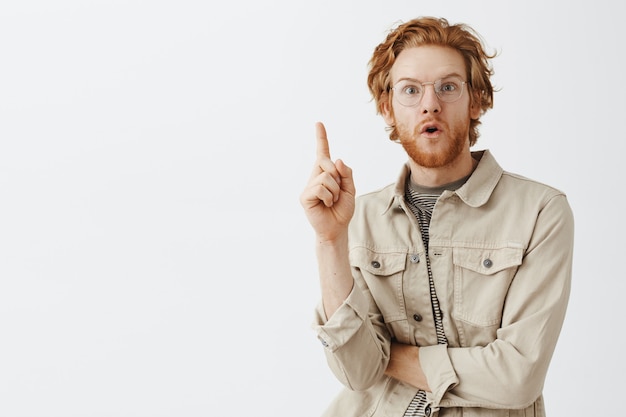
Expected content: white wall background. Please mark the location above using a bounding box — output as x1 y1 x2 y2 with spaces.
0 1 623 416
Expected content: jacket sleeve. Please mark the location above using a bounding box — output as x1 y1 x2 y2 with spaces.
312 272 392 391
421 194 575 408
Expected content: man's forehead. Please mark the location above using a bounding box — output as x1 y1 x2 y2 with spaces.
391 45 466 79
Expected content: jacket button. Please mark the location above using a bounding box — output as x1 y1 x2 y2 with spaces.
424 404 431 416
371 261 381 268
413 313 422 322
410 254 420 263
483 258 493 268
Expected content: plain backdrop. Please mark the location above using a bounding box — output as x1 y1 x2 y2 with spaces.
0 1 623 416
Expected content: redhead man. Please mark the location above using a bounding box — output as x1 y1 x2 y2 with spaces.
300 16 574 417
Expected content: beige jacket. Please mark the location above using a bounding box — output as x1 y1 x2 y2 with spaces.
313 150 574 416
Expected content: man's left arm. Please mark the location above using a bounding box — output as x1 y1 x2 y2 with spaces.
386 193 575 408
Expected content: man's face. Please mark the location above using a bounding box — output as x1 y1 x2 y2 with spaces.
382 45 480 169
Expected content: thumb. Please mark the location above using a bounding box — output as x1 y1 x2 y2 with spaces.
335 159 355 195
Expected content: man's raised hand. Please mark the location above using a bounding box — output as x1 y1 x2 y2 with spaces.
300 122 355 243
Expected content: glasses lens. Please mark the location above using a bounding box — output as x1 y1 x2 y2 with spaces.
435 77 465 102
394 81 423 106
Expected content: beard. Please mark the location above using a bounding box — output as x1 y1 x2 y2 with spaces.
397 118 470 168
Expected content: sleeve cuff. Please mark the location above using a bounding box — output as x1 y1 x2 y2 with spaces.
420 344 459 405
311 284 370 352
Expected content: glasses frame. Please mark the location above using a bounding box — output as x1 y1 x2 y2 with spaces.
391 76 467 107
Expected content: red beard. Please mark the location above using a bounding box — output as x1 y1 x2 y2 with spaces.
397 118 470 168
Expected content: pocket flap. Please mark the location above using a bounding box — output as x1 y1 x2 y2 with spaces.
453 246 523 275
350 246 407 276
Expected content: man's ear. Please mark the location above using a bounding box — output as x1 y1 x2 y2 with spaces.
470 92 481 120
381 92 395 125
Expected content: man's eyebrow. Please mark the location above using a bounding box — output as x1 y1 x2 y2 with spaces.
394 72 465 83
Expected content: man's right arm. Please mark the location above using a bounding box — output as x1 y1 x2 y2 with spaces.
301 122 391 391
300 121 356 318
315 233 354 318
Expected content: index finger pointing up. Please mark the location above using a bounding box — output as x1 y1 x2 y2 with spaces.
315 121 331 159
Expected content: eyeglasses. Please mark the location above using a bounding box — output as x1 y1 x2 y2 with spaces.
391 76 467 107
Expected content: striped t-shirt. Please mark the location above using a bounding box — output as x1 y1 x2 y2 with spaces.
401 173 470 417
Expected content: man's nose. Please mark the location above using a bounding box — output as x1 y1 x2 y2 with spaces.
419 84 441 114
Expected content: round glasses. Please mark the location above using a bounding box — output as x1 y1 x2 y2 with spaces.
391 76 467 107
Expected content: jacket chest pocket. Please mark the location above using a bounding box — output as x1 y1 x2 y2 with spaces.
351 247 408 323
452 246 523 327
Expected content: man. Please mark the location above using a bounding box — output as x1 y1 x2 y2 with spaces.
300 17 574 417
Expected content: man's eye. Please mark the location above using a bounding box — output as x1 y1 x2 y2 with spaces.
403 86 420 95
440 83 456 92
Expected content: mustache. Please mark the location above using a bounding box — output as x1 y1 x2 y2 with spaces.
416 119 446 134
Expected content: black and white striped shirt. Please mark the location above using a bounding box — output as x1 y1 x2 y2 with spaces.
402 174 469 417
